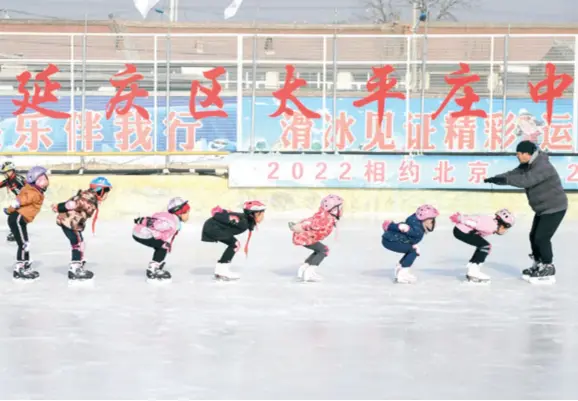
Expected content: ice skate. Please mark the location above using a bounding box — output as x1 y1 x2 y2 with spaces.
301 265 322 282
524 263 556 284
297 263 310 280
394 265 417 284
6 232 15 242
146 262 171 282
68 261 94 281
214 262 240 281
465 263 490 284
13 262 39 281
522 254 540 278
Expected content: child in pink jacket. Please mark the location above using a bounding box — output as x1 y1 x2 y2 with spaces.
450 208 515 283
133 197 190 282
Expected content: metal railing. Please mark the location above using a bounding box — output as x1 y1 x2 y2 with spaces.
0 32 576 155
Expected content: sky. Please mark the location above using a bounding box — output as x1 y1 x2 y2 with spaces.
0 0 576 24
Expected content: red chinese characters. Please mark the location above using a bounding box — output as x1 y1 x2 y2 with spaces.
539 112 573 151
467 161 489 184
432 63 487 120
483 112 517 151
433 160 456 184
14 113 53 151
106 64 149 120
364 160 387 183
353 65 405 129
444 115 477 151
113 109 153 152
64 111 105 152
398 157 421 184
405 113 436 151
165 111 203 151
323 111 356 151
13 64 70 119
528 63 573 125
189 66 228 120
364 110 396 151
271 65 320 119
279 111 314 150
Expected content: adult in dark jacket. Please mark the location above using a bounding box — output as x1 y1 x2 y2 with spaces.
484 141 567 283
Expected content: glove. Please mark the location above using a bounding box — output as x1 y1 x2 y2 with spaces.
289 222 304 233
134 217 144 224
449 212 462 224
162 241 172 252
398 223 410 233
382 220 392 232
484 176 506 184
211 206 223 216
413 244 420 256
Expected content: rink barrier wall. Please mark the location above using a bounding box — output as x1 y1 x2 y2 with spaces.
1 175 576 221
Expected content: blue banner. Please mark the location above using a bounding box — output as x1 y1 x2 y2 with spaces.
228 153 578 190
0 95 574 153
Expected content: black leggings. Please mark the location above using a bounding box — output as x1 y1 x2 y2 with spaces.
8 213 29 262
61 226 84 262
218 237 239 263
529 210 566 264
453 227 491 264
304 242 328 266
133 235 168 263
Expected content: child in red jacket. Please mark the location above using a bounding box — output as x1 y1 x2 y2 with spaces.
289 194 343 282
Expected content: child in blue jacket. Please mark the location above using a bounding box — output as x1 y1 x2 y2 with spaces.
381 204 439 284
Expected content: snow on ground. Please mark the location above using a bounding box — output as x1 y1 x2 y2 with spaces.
0 217 577 399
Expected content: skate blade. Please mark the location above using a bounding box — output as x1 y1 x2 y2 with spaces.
214 274 240 282
465 275 491 284
68 278 95 286
523 275 556 285
394 277 416 284
147 277 172 284
12 277 38 284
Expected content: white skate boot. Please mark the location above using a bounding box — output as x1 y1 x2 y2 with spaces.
214 263 240 281
465 263 490 283
297 263 310 280
394 265 417 284
302 265 322 282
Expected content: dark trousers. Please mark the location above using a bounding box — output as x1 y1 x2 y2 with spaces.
61 225 84 261
529 210 566 264
381 238 418 267
304 242 328 266
8 213 29 262
133 235 168 263
217 237 239 264
453 227 491 264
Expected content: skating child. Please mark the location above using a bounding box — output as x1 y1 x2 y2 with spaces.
51 176 113 281
289 194 343 282
450 208 515 283
133 197 191 282
201 200 266 281
0 161 26 242
3 166 49 280
381 204 439 284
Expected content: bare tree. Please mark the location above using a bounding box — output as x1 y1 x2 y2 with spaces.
364 0 477 24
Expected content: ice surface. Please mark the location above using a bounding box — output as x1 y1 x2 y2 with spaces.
0 217 577 399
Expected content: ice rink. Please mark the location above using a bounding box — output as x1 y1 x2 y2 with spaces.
0 216 577 399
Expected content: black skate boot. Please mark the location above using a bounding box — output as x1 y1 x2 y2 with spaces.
6 232 15 242
522 254 540 277
146 262 171 281
68 262 94 280
525 263 556 284
13 262 39 281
